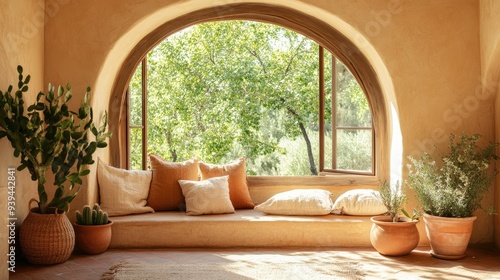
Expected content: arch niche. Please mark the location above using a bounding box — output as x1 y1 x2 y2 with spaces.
107 2 397 181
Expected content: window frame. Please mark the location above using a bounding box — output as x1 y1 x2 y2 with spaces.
128 43 375 175
108 3 389 186
318 47 375 176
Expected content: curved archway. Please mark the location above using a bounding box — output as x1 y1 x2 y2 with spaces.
102 2 400 181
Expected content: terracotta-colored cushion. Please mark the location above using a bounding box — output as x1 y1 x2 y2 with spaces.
199 157 255 209
147 154 199 211
178 176 235 216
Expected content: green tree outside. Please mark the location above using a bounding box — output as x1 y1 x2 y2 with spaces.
129 21 371 175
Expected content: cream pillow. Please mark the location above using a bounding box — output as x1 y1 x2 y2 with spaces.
254 189 334 216
97 159 155 216
199 157 255 209
331 189 388 216
178 175 235 216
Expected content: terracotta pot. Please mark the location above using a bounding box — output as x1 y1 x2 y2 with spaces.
73 221 113 254
19 200 75 265
423 213 476 260
370 216 420 256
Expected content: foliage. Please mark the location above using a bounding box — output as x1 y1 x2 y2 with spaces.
129 21 371 175
407 133 498 218
335 130 372 172
0 66 111 214
375 180 419 222
75 204 109 225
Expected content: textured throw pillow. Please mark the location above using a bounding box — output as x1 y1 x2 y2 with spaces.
178 176 235 216
331 189 388 216
97 159 155 216
254 189 334 215
199 157 254 209
148 154 199 211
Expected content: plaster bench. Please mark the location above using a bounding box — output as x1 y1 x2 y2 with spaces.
108 209 373 248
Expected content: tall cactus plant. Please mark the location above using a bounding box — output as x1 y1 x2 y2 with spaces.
76 204 109 225
0 66 111 214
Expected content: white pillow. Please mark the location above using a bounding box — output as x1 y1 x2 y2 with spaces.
97 159 155 216
178 175 235 216
331 189 387 216
254 189 334 216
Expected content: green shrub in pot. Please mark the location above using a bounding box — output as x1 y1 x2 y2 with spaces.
406 133 498 259
407 133 498 218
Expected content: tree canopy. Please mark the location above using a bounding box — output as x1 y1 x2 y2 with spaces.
129 20 371 175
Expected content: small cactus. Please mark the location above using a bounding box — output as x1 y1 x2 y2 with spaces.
75 204 109 225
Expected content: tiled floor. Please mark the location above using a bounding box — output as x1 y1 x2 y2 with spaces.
9 245 500 280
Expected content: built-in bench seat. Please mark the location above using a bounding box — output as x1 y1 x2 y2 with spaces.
107 176 382 248
109 209 373 248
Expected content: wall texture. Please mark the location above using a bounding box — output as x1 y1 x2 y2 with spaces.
0 0 45 276
44 0 492 242
1 0 498 252
480 0 500 247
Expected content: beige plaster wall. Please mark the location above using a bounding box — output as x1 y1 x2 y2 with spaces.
47 0 492 241
0 0 45 276
5 0 494 246
480 0 500 247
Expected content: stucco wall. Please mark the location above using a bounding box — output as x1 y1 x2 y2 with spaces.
44 0 492 242
480 0 500 247
2 0 497 249
0 0 45 276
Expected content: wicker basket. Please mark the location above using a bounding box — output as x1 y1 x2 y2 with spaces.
19 199 75 265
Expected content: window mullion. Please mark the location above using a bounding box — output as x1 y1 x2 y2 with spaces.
371 123 375 175
142 58 148 170
319 46 325 172
126 88 131 169
331 56 337 170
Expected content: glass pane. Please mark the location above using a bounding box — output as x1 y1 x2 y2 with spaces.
322 51 333 170
336 62 371 128
322 129 333 170
144 21 322 176
336 129 372 172
276 121 320 176
129 62 143 126
129 128 143 170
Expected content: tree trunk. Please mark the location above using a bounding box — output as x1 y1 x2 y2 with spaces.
166 129 178 162
281 97 318 175
298 122 318 175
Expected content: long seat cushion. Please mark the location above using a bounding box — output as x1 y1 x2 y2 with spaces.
109 209 373 248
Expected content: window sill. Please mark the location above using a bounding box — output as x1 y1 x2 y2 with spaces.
247 175 379 205
247 175 379 187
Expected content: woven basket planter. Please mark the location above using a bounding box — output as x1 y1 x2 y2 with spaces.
19 199 75 265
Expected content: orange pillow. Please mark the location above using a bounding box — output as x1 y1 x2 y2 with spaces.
148 154 199 211
199 157 255 209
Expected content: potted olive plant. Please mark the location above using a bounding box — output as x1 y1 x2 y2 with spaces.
0 66 110 264
74 204 113 254
370 180 420 256
407 133 498 260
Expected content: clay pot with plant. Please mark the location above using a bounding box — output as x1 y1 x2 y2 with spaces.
74 204 113 254
0 66 111 264
370 180 420 256
407 133 498 260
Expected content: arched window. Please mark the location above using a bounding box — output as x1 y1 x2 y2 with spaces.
127 21 374 176
109 4 388 183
